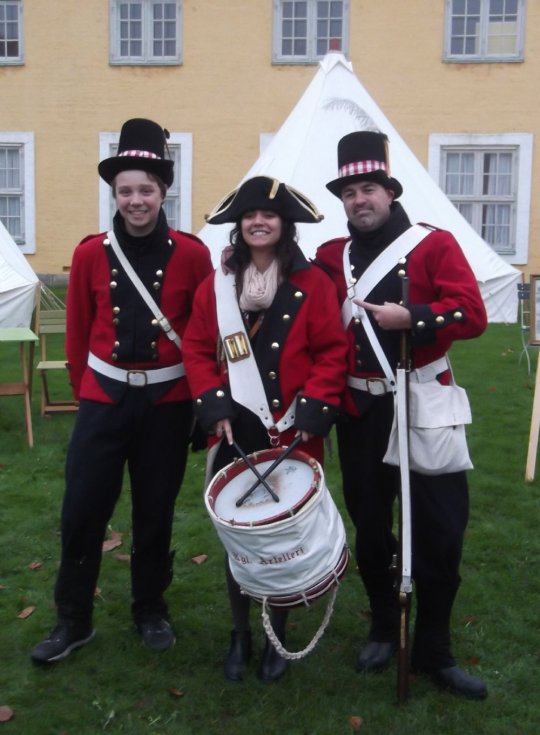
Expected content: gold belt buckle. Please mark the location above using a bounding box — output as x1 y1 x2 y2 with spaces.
223 332 250 362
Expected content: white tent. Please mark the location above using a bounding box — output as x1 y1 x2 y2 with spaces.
198 52 521 323
0 219 39 328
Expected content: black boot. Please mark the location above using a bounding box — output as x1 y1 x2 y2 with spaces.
224 630 252 681
258 633 288 683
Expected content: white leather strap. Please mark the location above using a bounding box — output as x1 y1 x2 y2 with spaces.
88 351 185 385
106 230 181 350
341 224 431 329
214 269 296 434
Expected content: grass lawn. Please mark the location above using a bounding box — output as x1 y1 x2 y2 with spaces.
0 322 539 734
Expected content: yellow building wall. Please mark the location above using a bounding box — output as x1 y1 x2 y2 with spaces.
1 0 538 276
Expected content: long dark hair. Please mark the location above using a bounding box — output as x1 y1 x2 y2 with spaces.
229 218 299 284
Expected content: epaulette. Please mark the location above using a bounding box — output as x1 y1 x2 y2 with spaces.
174 230 207 246
317 235 349 250
78 232 104 246
417 222 439 232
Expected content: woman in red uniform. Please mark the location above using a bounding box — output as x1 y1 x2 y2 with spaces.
183 176 347 682
30 119 213 664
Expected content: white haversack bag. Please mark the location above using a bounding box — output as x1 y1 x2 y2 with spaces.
383 379 473 476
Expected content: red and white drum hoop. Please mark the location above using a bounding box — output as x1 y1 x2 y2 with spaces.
205 447 349 609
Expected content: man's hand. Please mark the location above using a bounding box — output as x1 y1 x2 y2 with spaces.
354 298 411 330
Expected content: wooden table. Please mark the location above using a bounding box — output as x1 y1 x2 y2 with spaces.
0 327 39 448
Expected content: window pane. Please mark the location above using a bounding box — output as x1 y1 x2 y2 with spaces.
482 152 512 195
445 152 474 195
0 1 20 58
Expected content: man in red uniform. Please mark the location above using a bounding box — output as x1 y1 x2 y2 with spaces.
316 131 488 699
31 118 212 664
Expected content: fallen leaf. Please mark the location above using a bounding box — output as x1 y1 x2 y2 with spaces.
29 561 43 570
115 554 131 563
102 538 122 553
464 615 480 626
0 585 7 590
349 715 364 730
467 655 480 666
191 554 208 565
0 706 14 722
17 606 35 619
169 688 185 698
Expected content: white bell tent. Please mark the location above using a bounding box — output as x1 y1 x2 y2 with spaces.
198 52 521 323
0 219 39 328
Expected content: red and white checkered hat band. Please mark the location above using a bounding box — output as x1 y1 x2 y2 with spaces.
118 149 161 160
338 160 388 178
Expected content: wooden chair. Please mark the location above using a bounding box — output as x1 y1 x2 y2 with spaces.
34 292 78 416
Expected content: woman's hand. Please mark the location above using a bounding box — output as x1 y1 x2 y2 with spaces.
214 418 233 445
296 429 314 443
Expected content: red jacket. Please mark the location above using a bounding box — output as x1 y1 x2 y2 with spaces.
316 226 488 417
66 228 213 403
182 253 348 461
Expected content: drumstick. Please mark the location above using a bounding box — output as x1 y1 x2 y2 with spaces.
232 440 280 504
235 435 303 508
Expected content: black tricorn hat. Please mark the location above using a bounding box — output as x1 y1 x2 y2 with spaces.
205 176 324 225
98 118 174 187
326 131 402 199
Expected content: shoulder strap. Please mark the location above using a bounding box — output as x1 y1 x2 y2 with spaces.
214 268 296 434
106 230 181 350
342 224 432 381
341 224 431 328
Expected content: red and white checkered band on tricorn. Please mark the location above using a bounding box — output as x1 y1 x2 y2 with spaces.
118 149 161 160
338 160 388 178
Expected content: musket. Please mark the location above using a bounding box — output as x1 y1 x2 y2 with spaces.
396 274 413 705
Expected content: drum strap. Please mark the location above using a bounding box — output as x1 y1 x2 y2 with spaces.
214 268 297 437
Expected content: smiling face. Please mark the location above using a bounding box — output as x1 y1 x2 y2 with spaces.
341 180 394 233
240 209 283 255
113 170 165 236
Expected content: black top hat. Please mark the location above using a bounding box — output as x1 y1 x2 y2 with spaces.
326 131 402 199
98 118 174 187
205 176 323 225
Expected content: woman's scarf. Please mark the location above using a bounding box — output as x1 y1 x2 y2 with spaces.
239 259 281 312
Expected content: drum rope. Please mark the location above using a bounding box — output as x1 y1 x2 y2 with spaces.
260 584 338 660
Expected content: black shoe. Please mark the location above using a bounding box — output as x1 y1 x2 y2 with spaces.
257 636 288 683
430 665 488 700
137 618 175 651
356 640 397 673
224 630 252 681
30 623 95 664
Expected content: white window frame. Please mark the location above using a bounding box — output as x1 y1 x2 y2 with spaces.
99 131 192 233
0 0 23 65
0 132 35 254
272 0 349 64
109 0 182 66
443 0 525 63
428 133 532 265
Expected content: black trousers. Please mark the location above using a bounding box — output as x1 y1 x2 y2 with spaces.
54 392 192 625
336 396 469 670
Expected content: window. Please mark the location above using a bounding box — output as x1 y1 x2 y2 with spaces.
99 132 193 232
0 0 23 64
0 133 35 254
109 0 181 65
273 0 349 63
428 133 532 264
444 0 525 62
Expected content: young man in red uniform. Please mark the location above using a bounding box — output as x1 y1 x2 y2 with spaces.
316 131 488 699
31 119 212 664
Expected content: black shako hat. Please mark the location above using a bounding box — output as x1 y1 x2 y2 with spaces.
205 176 324 225
326 131 402 199
98 118 174 187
